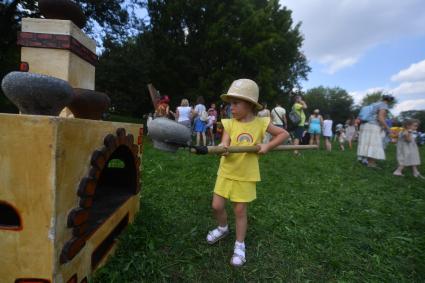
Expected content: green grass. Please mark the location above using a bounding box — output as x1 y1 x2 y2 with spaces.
93 140 425 282
106 114 144 124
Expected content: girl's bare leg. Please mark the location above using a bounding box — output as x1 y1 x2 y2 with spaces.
309 135 314 145
212 194 227 227
233 202 248 242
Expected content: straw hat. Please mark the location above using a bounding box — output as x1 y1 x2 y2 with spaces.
220 79 263 110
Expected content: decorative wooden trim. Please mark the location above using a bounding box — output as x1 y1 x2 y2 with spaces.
17 31 98 66
60 128 141 264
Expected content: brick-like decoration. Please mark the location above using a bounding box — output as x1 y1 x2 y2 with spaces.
60 128 140 264
17 32 98 66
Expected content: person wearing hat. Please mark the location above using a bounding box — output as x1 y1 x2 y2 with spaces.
205 78 289 267
307 109 323 147
357 94 395 168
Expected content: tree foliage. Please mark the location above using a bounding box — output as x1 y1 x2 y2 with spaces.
0 0 143 112
302 86 355 124
96 0 310 115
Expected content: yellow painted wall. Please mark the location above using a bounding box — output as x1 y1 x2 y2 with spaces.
0 114 143 282
0 114 56 281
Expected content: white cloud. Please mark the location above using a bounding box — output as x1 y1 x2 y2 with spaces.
393 99 425 115
391 59 425 82
321 56 357 74
392 81 425 95
282 0 425 73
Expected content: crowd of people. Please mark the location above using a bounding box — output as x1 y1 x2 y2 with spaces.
152 93 423 178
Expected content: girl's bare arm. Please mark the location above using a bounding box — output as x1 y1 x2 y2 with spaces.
258 123 289 154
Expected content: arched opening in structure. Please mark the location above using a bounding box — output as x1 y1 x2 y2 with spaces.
85 145 137 234
0 201 22 230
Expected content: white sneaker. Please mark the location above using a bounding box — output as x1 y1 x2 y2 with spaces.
230 242 246 267
206 227 229 244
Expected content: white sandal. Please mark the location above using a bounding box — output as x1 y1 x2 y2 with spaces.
230 243 246 267
206 227 229 245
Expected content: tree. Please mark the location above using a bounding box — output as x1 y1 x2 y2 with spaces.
96 0 310 114
360 91 396 108
303 86 355 125
0 0 144 112
398 110 425 131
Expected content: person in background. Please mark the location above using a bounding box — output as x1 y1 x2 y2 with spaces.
194 96 207 146
257 102 270 117
336 126 346 151
393 119 423 178
155 95 170 118
258 102 271 143
345 117 357 150
175 98 192 128
271 102 287 130
292 95 307 155
357 95 394 168
209 103 219 141
322 114 333 151
308 109 323 147
206 108 217 145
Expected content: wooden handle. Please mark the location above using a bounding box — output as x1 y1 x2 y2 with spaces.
190 144 318 154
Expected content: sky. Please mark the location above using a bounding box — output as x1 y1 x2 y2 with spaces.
282 0 425 114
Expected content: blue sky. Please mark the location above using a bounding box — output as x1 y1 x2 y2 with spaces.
283 0 425 114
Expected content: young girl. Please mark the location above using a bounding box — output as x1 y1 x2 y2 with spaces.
206 108 216 145
345 117 357 150
193 96 207 146
206 79 288 267
393 119 423 178
336 127 346 151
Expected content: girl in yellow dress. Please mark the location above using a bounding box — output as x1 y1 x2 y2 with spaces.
206 79 289 266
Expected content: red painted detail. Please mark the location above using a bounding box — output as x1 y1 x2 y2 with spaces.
17 32 98 66
66 274 77 283
15 279 51 283
37 33 52 40
19 62 29 72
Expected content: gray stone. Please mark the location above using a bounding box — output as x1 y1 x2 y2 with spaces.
1 71 74 116
147 117 192 152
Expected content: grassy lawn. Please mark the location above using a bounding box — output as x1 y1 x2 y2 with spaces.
94 140 425 282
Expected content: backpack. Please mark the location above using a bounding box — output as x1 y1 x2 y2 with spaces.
289 106 301 125
200 110 209 122
358 103 376 122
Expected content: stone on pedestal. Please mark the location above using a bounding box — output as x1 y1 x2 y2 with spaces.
1 71 74 116
68 88 111 120
38 0 87 29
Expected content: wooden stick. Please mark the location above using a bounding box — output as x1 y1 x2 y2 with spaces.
190 144 318 154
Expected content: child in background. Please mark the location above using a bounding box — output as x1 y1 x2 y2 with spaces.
322 114 333 151
345 117 357 150
206 109 217 145
336 127 346 151
206 79 288 267
393 119 423 178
